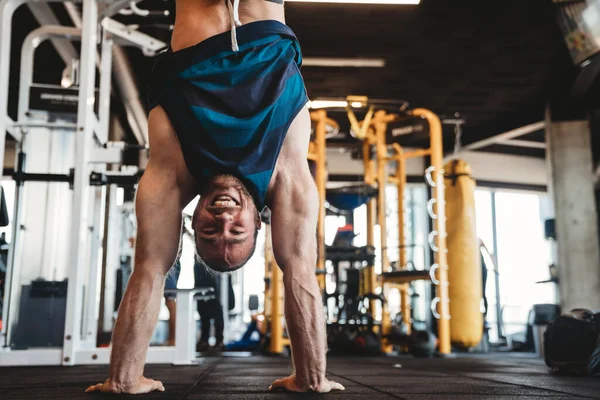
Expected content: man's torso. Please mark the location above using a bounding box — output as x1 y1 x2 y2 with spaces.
172 0 286 52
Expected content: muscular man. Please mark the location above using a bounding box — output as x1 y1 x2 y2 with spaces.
86 0 344 395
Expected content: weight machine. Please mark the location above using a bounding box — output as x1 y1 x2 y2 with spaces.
0 0 212 366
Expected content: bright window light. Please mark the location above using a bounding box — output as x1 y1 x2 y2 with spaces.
287 0 420 4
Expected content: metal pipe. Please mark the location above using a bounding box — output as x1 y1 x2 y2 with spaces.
374 111 392 353
1 149 24 347
62 4 131 148
375 112 389 275
490 191 503 340
393 144 407 269
0 0 28 179
496 139 546 149
266 222 284 354
464 121 545 151
27 4 78 63
403 148 431 159
81 179 104 346
263 221 272 323
97 33 114 144
99 117 124 334
64 3 148 146
362 137 376 304
99 0 141 19
220 274 229 345
393 143 411 334
412 108 450 355
311 110 327 291
18 26 82 123
62 0 98 365
269 262 284 354
112 46 148 145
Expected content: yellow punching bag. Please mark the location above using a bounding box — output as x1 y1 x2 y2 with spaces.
444 159 483 348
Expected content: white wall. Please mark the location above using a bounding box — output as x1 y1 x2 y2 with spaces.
452 150 547 187
326 148 548 188
326 148 426 177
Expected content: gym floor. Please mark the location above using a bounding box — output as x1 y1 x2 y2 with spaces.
1 354 599 399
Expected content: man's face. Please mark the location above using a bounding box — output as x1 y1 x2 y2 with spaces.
193 175 260 272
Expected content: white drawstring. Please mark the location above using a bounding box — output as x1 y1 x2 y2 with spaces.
226 0 242 51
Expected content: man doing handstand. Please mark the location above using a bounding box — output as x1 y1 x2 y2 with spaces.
87 0 344 395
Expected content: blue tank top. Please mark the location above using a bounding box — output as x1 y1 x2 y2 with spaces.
148 21 308 209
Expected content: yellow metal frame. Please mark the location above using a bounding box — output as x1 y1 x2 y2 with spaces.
309 110 332 292
391 143 411 336
265 222 290 354
348 103 450 355
264 103 451 356
412 108 451 355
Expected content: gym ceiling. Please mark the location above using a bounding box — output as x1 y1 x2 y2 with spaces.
7 0 577 160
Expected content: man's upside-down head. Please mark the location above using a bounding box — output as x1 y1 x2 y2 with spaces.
193 174 261 273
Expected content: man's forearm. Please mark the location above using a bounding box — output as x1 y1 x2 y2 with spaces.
109 268 165 389
282 266 327 390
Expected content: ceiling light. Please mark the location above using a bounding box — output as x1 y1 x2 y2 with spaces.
308 100 348 109
287 0 419 4
308 100 366 109
303 57 386 68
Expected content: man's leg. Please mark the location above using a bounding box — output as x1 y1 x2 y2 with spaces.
240 319 258 342
197 301 211 352
212 299 225 349
164 260 181 345
87 106 197 394
165 297 177 346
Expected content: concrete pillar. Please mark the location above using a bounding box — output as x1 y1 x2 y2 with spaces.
546 116 600 311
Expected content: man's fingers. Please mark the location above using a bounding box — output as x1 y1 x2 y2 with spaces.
153 380 165 392
136 378 165 394
329 380 345 391
269 378 287 391
85 378 165 395
270 379 284 387
270 377 301 392
84 383 104 393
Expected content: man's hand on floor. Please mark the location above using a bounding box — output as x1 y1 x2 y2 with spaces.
269 375 345 393
85 377 165 394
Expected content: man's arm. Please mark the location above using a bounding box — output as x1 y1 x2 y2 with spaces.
86 106 197 394
269 170 344 392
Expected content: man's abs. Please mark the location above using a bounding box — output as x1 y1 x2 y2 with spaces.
172 0 285 52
